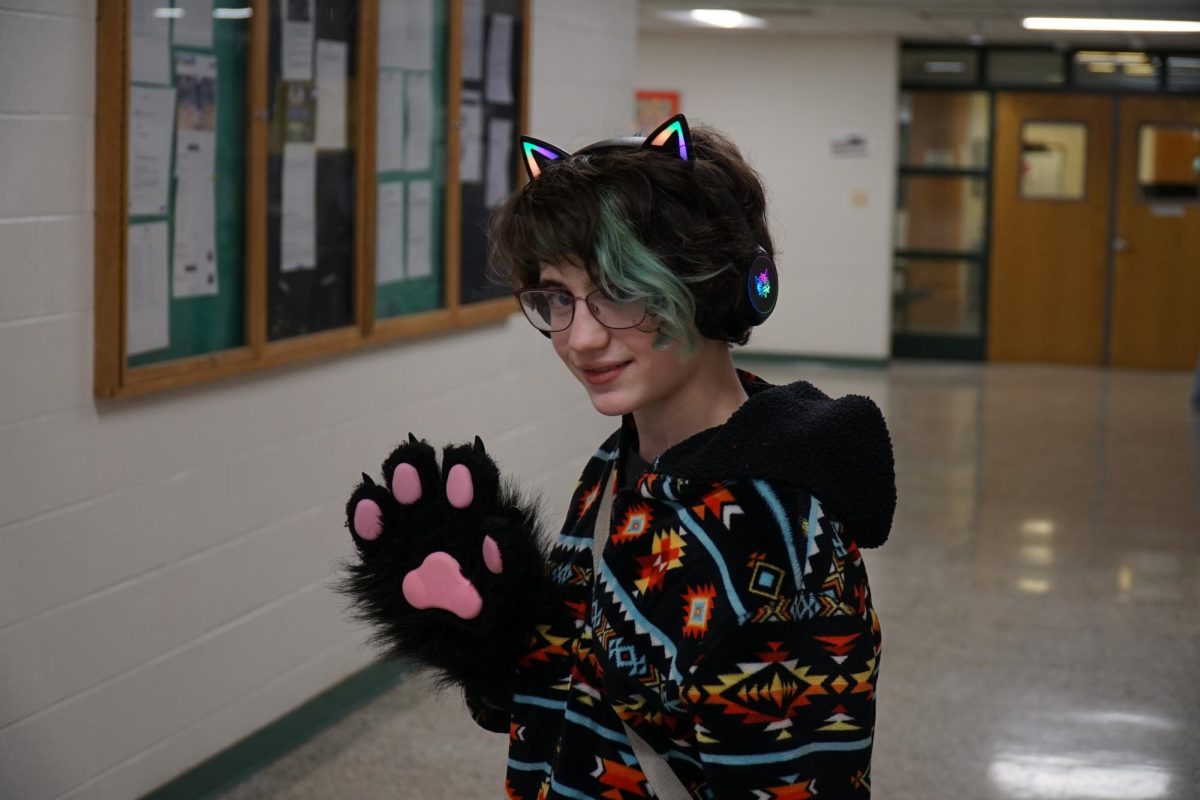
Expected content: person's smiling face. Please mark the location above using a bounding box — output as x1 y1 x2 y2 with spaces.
539 262 697 418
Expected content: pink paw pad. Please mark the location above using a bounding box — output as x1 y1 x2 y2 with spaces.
353 499 383 541
446 464 474 509
482 535 503 574
391 463 422 505
401 551 483 620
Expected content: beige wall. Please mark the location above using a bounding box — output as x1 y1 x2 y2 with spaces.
638 31 898 359
0 1 637 798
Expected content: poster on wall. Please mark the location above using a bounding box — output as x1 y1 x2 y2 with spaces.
634 90 680 134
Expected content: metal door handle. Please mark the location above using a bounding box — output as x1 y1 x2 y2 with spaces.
1112 236 1131 253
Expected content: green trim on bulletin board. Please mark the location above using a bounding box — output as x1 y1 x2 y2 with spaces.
374 0 447 320
138 659 411 800
129 5 248 369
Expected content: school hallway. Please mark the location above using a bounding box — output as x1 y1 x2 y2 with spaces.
212 360 1200 800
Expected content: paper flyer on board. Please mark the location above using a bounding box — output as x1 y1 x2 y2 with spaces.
282 0 315 80
315 39 348 150
459 101 484 184
406 180 433 279
485 117 513 208
376 182 405 284
130 0 171 85
128 85 176 216
462 0 485 81
404 72 434 172
485 13 514 105
173 0 214 49
127 222 171 355
172 53 219 298
377 70 405 172
281 143 317 272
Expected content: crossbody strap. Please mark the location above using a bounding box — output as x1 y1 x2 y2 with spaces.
592 460 693 800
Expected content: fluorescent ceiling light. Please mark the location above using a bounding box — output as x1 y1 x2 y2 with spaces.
213 7 253 18
154 6 183 17
1024 17 1200 33
690 9 757 28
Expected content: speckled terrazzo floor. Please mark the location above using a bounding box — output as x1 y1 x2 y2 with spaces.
214 361 1200 800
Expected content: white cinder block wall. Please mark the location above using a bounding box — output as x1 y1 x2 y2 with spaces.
0 1 637 798
638 32 898 360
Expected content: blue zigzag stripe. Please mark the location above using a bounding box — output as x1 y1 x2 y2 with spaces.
700 735 873 766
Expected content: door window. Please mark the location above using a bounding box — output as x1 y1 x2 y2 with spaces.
1020 122 1088 200
1137 123 1200 202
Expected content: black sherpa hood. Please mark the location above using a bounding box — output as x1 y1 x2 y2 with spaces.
620 368 897 549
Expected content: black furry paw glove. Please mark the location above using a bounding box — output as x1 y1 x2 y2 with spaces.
338 434 551 723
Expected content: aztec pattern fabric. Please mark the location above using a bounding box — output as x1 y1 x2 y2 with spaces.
469 370 892 799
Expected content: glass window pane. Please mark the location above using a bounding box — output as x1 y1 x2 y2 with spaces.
1072 51 1160 90
895 175 987 253
126 2 250 367
899 91 990 168
1167 56 1200 91
1020 122 1088 201
892 258 983 336
1137 124 1200 202
374 0 449 319
902 48 979 85
987 50 1065 86
267 0 359 341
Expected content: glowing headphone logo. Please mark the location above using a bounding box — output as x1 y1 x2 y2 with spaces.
755 269 771 299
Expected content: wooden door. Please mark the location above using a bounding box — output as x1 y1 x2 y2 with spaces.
1110 96 1200 370
989 93 1114 364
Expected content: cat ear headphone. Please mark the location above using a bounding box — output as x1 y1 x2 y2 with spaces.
518 114 779 335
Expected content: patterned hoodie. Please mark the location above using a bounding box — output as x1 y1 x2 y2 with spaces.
472 368 896 799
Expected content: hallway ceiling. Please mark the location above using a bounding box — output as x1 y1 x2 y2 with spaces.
639 1 1200 48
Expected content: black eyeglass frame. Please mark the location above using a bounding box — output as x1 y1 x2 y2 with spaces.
512 287 651 333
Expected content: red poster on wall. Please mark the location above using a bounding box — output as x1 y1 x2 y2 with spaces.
635 90 681 133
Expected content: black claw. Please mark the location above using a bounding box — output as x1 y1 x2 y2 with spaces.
409 432 419 445
362 472 375 486
474 435 486 454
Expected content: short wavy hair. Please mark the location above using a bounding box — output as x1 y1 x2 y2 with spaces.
487 122 774 355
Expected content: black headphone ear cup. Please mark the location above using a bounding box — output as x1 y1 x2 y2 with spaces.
735 248 778 327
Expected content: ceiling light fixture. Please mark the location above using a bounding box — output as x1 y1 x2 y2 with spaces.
1024 17 1200 33
689 9 748 28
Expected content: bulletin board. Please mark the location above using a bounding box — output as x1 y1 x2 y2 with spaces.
266 0 358 340
94 0 530 398
457 0 526 305
373 0 449 320
124 1 250 368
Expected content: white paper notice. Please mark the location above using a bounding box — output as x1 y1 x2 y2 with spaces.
485 117 513 208
127 222 170 355
130 0 171 85
462 0 485 81
173 132 218 297
378 0 406 69
315 39 348 150
459 102 484 184
128 85 176 216
376 182 405 284
405 0 435 71
485 13 514 105
172 52 218 295
377 70 405 172
282 0 315 81
174 0 214 49
406 180 433 279
281 143 317 272
404 72 434 172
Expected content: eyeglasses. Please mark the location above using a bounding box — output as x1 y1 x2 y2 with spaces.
514 287 650 333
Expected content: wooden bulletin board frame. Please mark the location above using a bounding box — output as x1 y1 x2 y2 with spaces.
95 0 530 399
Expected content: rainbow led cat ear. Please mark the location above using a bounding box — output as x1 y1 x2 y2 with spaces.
520 136 570 181
641 114 690 162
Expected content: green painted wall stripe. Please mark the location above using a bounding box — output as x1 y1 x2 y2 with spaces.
140 659 411 800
